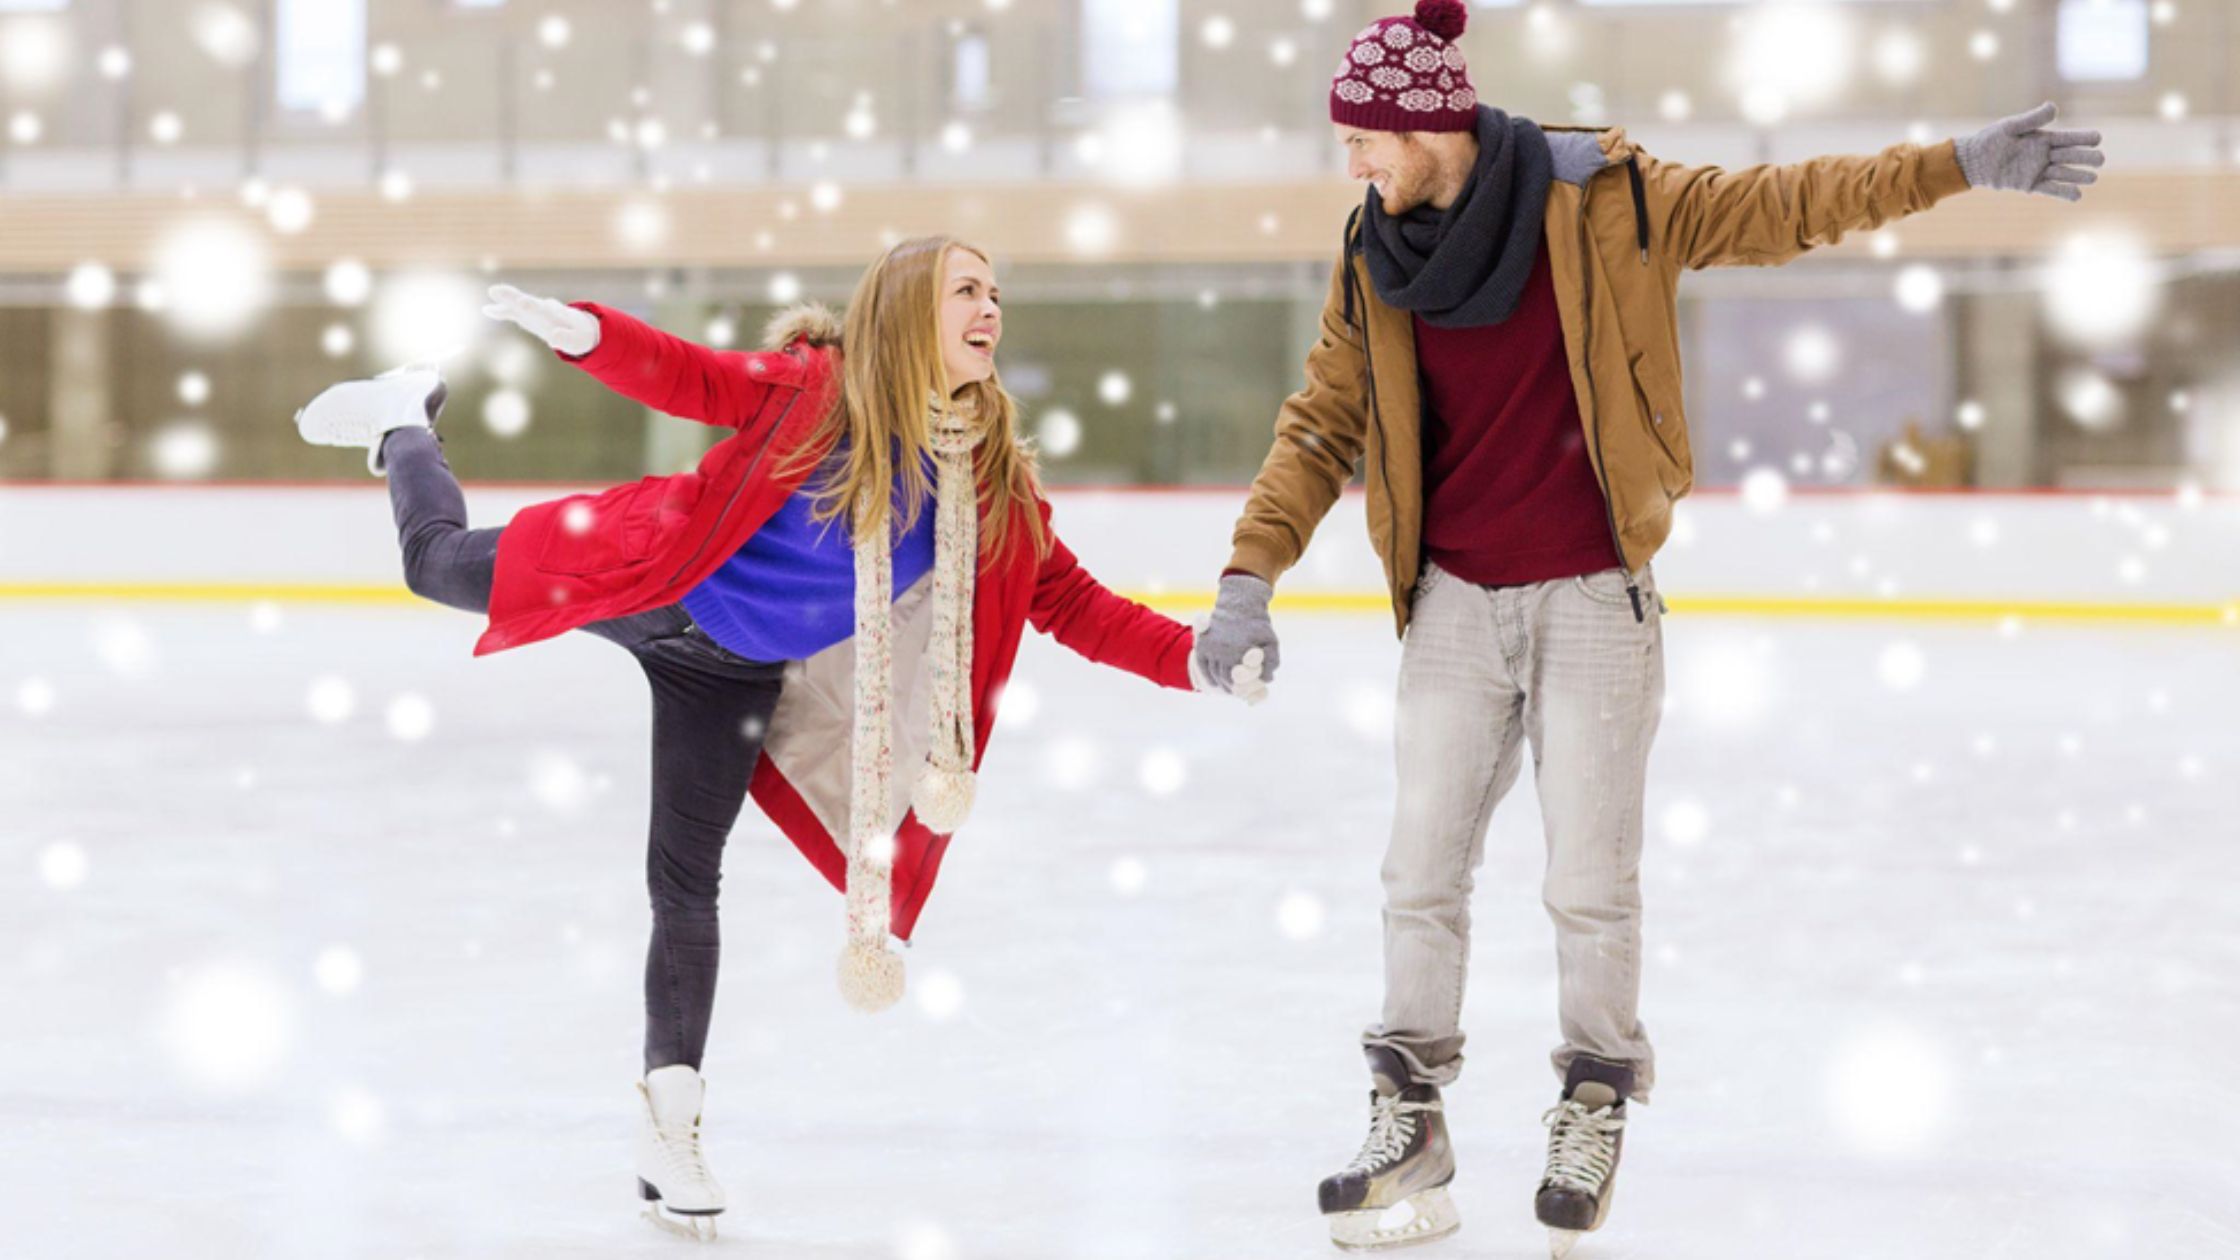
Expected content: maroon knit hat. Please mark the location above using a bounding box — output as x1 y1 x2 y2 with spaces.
1329 0 1477 134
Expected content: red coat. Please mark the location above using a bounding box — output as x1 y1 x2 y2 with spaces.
479 305 1194 938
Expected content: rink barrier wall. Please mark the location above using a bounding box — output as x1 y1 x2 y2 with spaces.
1 486 2235 627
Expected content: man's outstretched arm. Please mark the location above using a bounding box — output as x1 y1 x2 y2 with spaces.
1646 103 2104 272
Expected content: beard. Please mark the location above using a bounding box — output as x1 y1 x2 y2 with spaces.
1373 145 1441 216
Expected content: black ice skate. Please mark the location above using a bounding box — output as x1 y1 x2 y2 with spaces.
1317 1045 1459 1251
1535 1056 1633 1259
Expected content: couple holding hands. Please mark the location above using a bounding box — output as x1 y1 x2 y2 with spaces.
294 1 2100 1250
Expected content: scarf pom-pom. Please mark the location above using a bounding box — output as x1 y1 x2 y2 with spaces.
838 938 905 1012
910 765 977 833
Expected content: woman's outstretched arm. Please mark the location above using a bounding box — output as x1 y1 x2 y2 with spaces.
484 283 806 430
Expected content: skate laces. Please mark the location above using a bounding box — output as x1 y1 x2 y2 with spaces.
1344 1093 1439 1175
652 1115 713 1184
1540 1099 1624 1193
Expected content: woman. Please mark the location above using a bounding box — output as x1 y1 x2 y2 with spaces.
293 236 1265 1241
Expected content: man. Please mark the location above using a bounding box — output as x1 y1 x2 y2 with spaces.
1189 1 2102 1253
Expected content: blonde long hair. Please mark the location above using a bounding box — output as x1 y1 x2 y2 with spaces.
779 235 1048 567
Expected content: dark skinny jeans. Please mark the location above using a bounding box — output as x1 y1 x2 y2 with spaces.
385 426 781 1074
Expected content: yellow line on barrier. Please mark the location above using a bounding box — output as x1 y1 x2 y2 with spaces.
1 583 2234 627
0 582 416 605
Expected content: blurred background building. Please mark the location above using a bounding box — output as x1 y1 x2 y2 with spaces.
0 0 2233 491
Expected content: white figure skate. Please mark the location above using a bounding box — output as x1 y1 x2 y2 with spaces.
637 1065 726 1242
293 365 447 475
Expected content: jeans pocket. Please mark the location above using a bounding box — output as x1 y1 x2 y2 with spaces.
1570 567 1634 607
1571 565 1664 616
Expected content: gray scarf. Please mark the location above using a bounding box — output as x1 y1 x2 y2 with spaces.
1362 105 1553 329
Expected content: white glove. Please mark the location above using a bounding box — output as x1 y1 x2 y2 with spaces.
482 283 601 357
1189 618 1269 705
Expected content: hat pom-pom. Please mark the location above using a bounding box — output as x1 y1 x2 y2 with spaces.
1415 0 1467 41
838 938 905 1012
910 765 976 834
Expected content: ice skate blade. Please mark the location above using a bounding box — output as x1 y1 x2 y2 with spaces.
1327 1186 1460 1251
1549 1227 1581 1259
639 1178 722 1242
642 1203 720 1242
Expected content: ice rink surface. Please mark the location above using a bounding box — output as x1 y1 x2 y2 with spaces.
5 600 2236 1260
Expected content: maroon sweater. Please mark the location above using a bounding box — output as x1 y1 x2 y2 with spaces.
1412 237 1620 587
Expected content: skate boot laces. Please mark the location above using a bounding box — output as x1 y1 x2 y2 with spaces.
1540 1098 1624 1194
651 1115 714 1185
1344 1093 1441 1175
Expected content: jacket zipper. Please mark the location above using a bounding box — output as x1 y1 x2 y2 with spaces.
1341 209 1405 623
663 379 801 587
1358 261 1403 619
1576 171 1647 624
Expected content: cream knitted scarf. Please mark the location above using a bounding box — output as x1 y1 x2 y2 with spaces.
836 391 983 1012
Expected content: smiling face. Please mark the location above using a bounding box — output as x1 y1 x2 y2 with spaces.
1337 124 1443 215
937 246 1002 395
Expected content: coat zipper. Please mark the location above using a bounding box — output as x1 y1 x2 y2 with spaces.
1359 261 1403 620
1341 209 1405 624
1576 172 1647 624
663 379 801 588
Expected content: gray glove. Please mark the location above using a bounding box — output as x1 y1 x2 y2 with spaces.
1193 574 1279 696
1954 102 2104 202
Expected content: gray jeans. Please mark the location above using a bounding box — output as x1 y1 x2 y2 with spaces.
1363 561 1665 1102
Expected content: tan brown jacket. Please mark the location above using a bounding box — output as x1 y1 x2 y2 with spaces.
1226 125 1974 634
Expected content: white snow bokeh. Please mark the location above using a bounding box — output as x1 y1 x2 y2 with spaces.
152 219 272 341
328 1086 386 1144
1137 747 1188 797
2043 231 2161 349
372 271 482 365
64 262 116 310
312 945 364 995
1661 798 1711 849
1825 1022 1955 1157
1276 890 1326 941
160 962 292 1092
1726 2 1855 123
1037 407 1083 458
1782 324 1841 384
38 840 89 890
481 388 532 439
151 422 220 479
300 678 359 729
528 750 591 813
913 968 965 1021
384 693 436 742
323 259 372 307
1877 641 1927 691
1109 855 1149 897
1043 735 1101 791
93 618 157 677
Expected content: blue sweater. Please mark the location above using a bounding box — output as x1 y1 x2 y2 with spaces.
681 481 937 665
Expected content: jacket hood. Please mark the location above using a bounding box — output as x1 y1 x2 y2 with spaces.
762 302 843 350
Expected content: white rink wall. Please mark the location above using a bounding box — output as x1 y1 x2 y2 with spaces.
0 485 2236 609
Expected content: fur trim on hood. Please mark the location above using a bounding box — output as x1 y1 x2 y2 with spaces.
763 302 843 351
